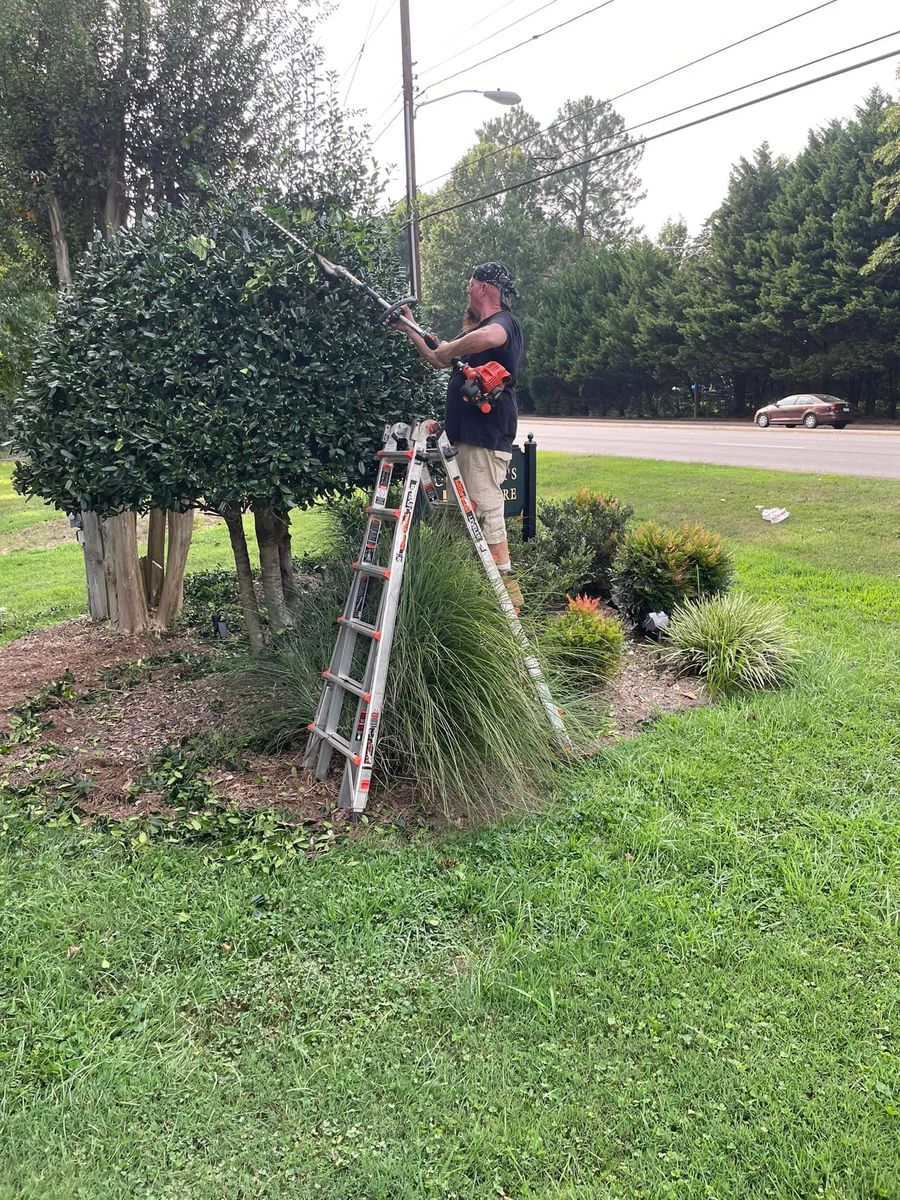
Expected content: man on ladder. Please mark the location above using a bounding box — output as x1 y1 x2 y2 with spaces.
390 262 525 609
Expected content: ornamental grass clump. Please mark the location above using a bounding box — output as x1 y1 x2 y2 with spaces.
237 519 589 817
611 521 733 629
542 595 624 684
662 592 800 697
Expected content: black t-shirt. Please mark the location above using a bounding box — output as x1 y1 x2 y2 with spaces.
444 310 522 452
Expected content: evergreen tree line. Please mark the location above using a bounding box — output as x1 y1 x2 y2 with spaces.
420 90 900 420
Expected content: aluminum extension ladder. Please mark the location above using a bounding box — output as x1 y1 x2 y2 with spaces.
303 418 570 813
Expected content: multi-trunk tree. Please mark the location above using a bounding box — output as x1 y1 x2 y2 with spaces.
13 195 441 645
1 0 390 631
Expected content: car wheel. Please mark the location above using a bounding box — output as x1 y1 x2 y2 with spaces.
833 423 846 430
756 413 770 427
803 413 818 429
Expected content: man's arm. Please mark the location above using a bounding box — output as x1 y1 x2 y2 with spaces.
431 322 508 368
392 306 507 369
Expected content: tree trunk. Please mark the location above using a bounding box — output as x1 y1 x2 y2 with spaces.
276 507 300 618
865 374 877 420
254 505 290 633
145 507 166 609
152 509 194 630
104 512 149 634
81 512 110 620
103 142 127 238
47 194 71 288
223 503 265 653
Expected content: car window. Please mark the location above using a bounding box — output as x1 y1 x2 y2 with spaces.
776 397 796 407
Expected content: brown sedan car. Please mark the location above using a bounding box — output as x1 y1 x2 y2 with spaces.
754 393 854 429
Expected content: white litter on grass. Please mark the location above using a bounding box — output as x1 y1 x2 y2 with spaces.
756 506 790 524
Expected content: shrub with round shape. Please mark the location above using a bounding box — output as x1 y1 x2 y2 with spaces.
542 594 624 683
610 521 733 629
537 488 634 599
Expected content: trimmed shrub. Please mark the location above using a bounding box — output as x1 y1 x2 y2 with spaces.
536 488 634 599
610 521 733 628
542 595 624 683
511 522 594 611
662 592 800 697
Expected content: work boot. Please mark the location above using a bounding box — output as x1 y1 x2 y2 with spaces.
501 573 524 613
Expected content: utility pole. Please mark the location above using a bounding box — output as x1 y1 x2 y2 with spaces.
399 0 421 299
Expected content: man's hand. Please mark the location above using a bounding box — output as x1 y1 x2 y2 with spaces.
388 304 415 329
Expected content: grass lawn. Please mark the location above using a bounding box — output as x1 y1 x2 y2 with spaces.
1 455 899 1198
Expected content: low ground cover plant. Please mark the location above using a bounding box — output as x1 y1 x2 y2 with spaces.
611 520 733 629
662 591 800 697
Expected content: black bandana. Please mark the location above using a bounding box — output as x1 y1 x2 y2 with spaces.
471 261 519 310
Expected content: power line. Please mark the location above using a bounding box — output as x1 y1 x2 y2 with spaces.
342 0 398 105
414 0 618 99
371 105 403 146
340 0 379 83
415 0 564 82
612 30 900 148
417 0 843 189
416 45 900 224
418 28 900 193
369 87 403 130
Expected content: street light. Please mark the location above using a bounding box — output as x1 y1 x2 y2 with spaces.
415 88 521 114
400 0 520 299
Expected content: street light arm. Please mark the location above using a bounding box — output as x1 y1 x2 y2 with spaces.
415 88 522 114
414 89 483 114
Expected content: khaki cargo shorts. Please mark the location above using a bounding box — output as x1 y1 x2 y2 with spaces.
454 443 511 544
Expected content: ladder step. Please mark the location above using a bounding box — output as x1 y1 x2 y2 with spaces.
352 560 391 579
306 724 361 765
322 669 371 701
337 615 382 640
365 505 402 520
376 448 415 462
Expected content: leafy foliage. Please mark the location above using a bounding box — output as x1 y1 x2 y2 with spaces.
662 592 800 696
866 95 900 273
512 522 594 611
13 195 442 516
611 521 733 629
181 568 249 637
542 595 624 683
537 487 633 598
0 0 375 282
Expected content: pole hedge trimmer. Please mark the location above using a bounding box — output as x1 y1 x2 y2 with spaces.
252 206 509 413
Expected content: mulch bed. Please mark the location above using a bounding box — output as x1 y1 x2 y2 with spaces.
0 619 705 826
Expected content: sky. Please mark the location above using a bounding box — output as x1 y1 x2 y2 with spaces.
315 0 900 238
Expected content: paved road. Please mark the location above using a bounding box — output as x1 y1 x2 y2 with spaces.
519 418 900 479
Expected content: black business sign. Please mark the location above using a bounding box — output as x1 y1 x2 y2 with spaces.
502 446 525 518
429 435 537 540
